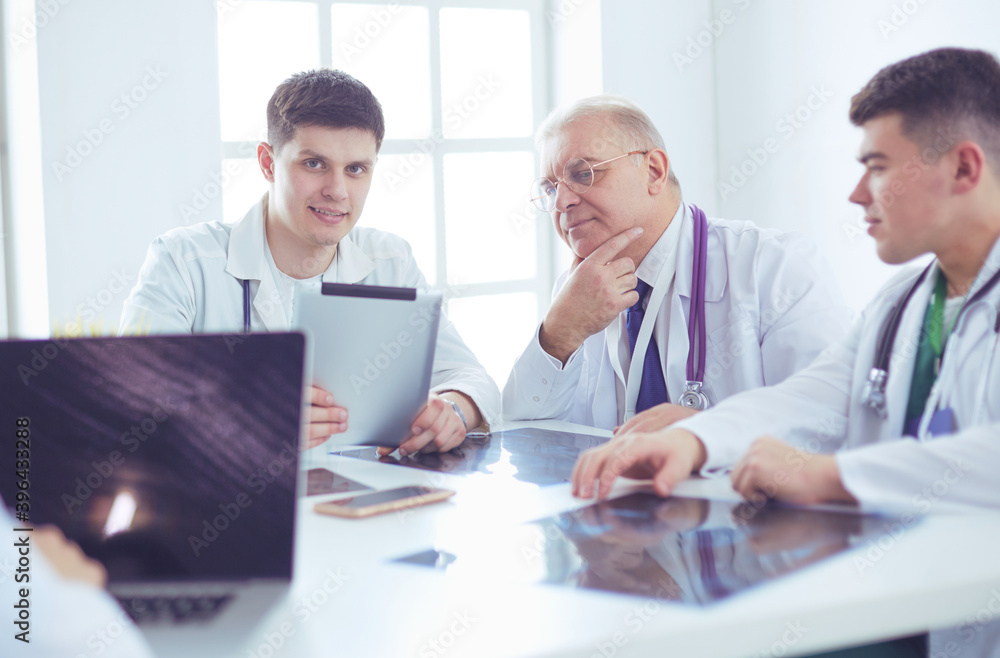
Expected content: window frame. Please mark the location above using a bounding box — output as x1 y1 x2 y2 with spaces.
218 0 556 323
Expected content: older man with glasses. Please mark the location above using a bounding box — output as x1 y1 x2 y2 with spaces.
503 95 849 436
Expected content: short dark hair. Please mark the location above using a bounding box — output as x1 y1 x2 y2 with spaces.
850 48 1000 165
266 69 385 152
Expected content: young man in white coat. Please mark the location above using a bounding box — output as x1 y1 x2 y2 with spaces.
503 96 850 432
573 48 1000 657
120 70 499 454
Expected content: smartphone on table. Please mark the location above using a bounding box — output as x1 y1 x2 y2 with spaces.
314 486 455 518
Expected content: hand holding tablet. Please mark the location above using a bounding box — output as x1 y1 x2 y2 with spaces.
293 283 443 450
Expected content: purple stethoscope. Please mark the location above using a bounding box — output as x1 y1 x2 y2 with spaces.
623 204 710 416
678 204 710 410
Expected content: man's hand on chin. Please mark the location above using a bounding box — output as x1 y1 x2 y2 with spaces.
540 227 644 364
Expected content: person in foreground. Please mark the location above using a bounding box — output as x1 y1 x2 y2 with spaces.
573 48 1000 657
2 500 155 657
573 47 1000 511
502 95 850 433
120 69 499 454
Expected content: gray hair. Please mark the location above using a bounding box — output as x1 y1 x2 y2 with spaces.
535 95 680 188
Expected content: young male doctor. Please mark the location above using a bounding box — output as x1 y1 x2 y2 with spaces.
503 96 849 431
120 70 499 453
572 47 1000 514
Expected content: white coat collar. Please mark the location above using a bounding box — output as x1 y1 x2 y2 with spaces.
672 203 727 304
222 195 282 330
968 234 1000 302
333 230 377 284
225 194 270 283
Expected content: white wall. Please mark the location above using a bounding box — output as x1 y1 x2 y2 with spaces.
602 0 1000 311
29 0 222 337
601 0 719 216
9 0 1000 336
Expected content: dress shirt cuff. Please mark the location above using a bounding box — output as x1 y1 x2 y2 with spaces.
507 324 586 413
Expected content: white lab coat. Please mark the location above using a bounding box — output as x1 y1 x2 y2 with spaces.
675 237 1000 513
503 203 852 429
119 196 501 428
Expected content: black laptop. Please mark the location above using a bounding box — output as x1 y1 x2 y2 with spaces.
0 333 306 651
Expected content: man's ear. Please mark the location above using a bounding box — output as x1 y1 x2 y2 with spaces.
647 149 670 195
951 140 985 194
257 142 277 183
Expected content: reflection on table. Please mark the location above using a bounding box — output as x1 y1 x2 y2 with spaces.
397 493 899 605
333 428 608 486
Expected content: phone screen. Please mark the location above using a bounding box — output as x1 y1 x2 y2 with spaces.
332 486 442 509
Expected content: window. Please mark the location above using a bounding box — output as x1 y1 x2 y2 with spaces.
217 0 553 389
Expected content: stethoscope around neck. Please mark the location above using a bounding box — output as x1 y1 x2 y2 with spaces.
239 252 337 333
622 204 710 419
860 260 1000 419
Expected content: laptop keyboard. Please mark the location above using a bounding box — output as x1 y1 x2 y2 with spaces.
116 593 233 624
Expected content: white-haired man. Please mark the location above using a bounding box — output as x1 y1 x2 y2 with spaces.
503 96 849 433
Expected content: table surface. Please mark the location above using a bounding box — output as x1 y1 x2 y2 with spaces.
150 420 1000 658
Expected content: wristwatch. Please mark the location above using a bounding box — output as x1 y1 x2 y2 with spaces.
446 399 468 432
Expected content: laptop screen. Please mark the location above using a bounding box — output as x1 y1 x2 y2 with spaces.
0 334 304 583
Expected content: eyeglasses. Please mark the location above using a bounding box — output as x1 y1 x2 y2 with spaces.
529 150 648 212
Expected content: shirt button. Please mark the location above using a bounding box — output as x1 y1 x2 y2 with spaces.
541 378 548 385
532 396 540 402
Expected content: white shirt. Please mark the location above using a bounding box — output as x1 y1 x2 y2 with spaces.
119 195 501 428
503 204 852 429
675 237 1000 513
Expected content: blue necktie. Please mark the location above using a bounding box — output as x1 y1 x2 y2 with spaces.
626 279 668 413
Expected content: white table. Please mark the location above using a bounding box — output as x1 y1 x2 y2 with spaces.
162 420 1000 657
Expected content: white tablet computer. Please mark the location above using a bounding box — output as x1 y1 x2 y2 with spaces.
292 282 442 449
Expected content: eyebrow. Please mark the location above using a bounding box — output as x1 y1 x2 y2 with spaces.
858 151 888 164
543 154 602 178
297 149 375 166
